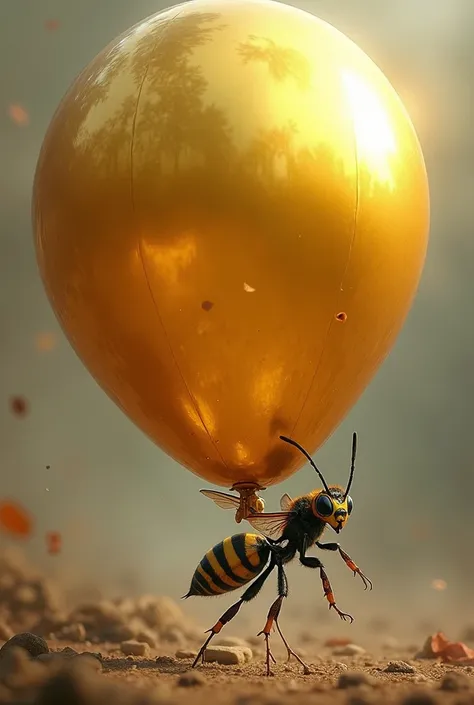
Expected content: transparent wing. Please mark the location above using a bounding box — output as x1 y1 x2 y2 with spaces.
280 493 293 511
246 511 291 539
200 489 240 511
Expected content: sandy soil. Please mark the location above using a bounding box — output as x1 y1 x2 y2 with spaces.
0 549 473 704
20 637 474 705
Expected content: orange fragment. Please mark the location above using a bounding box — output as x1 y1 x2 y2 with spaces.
8 104 29 126
46 531 62 555
9 396 28 417
35 332 57 352
419 632 474 664
0 500 33 538
324 637 352 647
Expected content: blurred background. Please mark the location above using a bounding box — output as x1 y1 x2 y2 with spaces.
0 0 472 642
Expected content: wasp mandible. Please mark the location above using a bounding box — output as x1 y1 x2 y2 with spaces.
184 433 372 676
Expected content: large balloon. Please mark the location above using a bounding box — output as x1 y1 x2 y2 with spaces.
32 0 429 491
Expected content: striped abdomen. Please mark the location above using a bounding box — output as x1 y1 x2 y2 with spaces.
186 533 271 597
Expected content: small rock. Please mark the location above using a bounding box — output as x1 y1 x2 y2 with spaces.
384 660 416 674
440 671 471 691
334 643 366 656
178 670 206 687
59 623 86 642
176 649 198 659
203 646 246 665
120 640 149 657
337 671 374 689
215 636 250 648
0 633 49 659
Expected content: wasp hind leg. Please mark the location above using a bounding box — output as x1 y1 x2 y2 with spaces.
257 562 312 676
192 559 276 669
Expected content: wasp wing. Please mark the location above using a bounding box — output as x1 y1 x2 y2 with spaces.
200 489 240 511
246 511 291 539
280 493 293 511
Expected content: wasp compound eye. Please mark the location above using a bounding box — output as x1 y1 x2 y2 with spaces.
315 494 334 517
346 496 353 515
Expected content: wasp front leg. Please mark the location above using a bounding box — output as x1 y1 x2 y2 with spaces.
316 542 373 591
299 551 353 623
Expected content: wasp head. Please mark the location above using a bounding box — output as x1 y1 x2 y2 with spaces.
311 486 353 533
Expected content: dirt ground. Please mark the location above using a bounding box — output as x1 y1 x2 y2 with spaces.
0 549 473 704
81 641 474 705
3 632 474 704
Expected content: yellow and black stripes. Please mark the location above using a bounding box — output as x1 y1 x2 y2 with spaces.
186 533 271 597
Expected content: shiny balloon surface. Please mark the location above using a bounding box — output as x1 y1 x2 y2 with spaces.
33 0 430 488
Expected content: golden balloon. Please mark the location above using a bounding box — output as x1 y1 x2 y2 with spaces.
32 0 430 491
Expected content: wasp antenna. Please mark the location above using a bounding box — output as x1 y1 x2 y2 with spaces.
279 435 331 495
344 432 357 499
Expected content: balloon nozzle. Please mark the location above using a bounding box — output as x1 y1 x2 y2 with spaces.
230 482 266 523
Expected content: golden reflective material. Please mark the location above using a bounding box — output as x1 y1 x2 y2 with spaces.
32 0 430 489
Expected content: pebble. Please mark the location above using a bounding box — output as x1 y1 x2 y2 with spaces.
203 646 247 665
120 640 149 657
439 671 471 691
58 623 86 642
176 649 198 660
0 633 49 659
177 670 206 687
337 671 374 689
334 644 366 656
384 660 416 674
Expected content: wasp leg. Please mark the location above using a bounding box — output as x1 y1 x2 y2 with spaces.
192 559 276 669
316 542 373 591
300 553 354 623
275 621 311 675
274 563 311 673
257 562 312 676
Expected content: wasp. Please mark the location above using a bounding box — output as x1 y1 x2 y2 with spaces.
184 432 372 676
